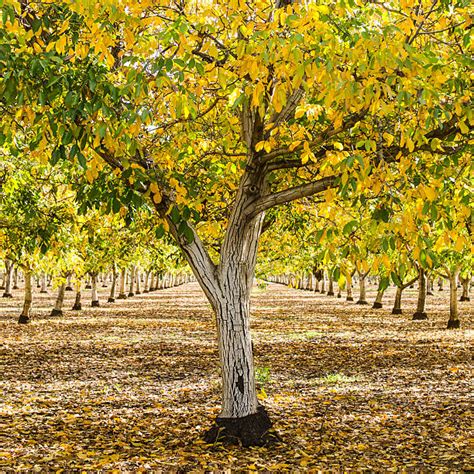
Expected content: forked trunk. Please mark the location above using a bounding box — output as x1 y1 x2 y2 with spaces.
91 273 99 307
413 268 427 320
447 273 460 329
3 260 13 298
356 271 368 305
128 266 135 297
392 286 403 314
51 282 66 316
118 268 127 299
18 271 32 323
108 266 117 302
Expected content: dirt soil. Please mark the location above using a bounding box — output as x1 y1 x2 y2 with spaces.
0 280 472 471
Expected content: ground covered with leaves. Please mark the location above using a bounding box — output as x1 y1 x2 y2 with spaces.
1 281 472 471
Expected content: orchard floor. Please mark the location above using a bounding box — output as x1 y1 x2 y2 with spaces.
0 281 473 472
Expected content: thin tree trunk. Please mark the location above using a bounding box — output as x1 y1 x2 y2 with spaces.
2 260 13 298
135 268 141 294
460 277 470 302
13 266 19 289
320 272 325 293
327 276 334 296
18 270 32 323
72 279 82 310
51 282 66 316
413 268 428 320
108 265 117 303
143 270 150 293
91 273 99 307
438 278 443 291
372 287 385 309
346 272 353 301
426 275 433 295
447 273 460 328
392 286 403 314
128 266 135 297
118 268 127 299
66 273 73 291
40 272 48 293
356 271 368 305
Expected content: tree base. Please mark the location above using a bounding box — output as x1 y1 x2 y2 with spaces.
85 285 92 289
66 286 74 291
72 303 82 311
356 300 368 305
2 293 13 298
40 290 48 294
135 291 141 295
102 284 108 288
448 319 461 329
427 291 433 296
107 297 115 303
327 291 334 296
143 289 149 293
392 308 403 314
202 406 279 447
372 302 383 309
128 292 135 297
412 312 428 320
91 300 100 307
13 285 19 290
460 296 470 302
447 319 460 329
337 293 341 298
117 294 127 299
50 309 63 317
18 314 30 324
346 296 354 301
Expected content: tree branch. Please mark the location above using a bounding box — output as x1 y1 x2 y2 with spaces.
246 175 337 219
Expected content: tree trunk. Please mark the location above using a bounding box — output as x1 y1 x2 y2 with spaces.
460 277 470 302
320 272 325 293
128 267 135 297
438 278 443 291
51 282 66 316
426 275 433 295
356 271 368 305
2 260 13 298
392 286 403 314
346 272 353 301
18 271 32 323
40 272 48 293
143 270 150 293
447 273 460 329
13 266 19 289
91 273 99 307
413 268 427 320
327 276 334 296
118 268 127 299
108 265 117 302
135 268 141 294
372 287 385 309
72 279 82 311
66 273 73 291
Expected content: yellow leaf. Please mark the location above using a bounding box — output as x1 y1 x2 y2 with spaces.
383 132 394 147
333 142 344 151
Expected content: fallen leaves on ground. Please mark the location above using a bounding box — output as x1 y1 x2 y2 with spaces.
0 282 472 471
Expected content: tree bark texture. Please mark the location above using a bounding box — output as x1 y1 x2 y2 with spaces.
91 273 99 306
18 271 32 323
51 282 66 316
413 268 427 320
2 259 13 297
447 273 460 328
